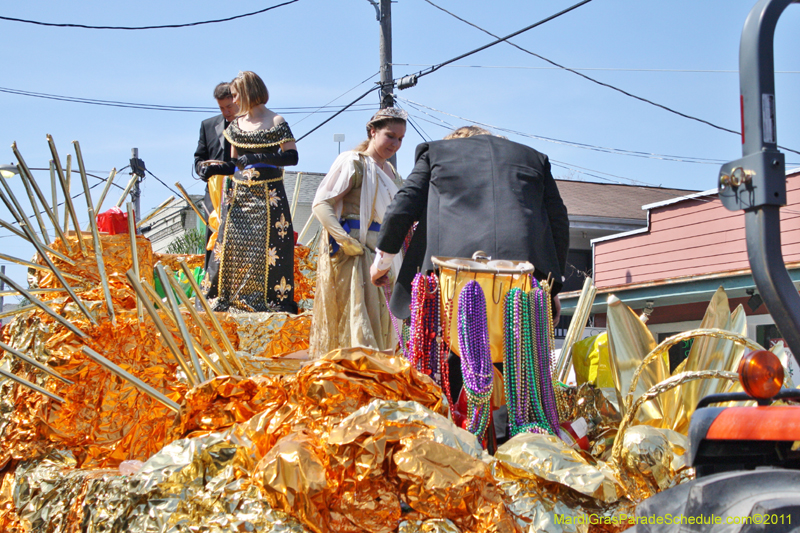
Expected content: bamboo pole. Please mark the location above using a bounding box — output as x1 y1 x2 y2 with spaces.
0 218 75 266
0 368 65 403
81 346 181 413
174 182 208 226
0 304 35 321
290 172 302 220
0 252 85 283
50 162 60 235
177 259 245 374
115 173 138 208
164 266 234 375
0 272 89 339
13 144 73 254
297 213 316 246
15 165 50 245
155 264 205 382
138 278 223 378
63 155 71 233
126 202 143 322
0 189 94 323
74 141 115 324
47 135 86 256
0 288 65 298
556 278 597 383
136 196 175 229
93 168 117 214
125 270 199 387
0 340 73 384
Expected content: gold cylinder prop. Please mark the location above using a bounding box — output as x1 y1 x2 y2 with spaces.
174 182 208 226
0 217 75 266
126 202 143 322
93 168 117 214
433 255 535 363
50 161 60 234
0 367 65 403
136 196 175 229
115 172 139 208
48 134 87 256
0 340 74 384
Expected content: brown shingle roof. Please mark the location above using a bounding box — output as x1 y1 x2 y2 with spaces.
555 179 698 220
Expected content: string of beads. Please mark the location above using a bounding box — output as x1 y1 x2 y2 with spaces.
407 273 451 406
457 280 493 438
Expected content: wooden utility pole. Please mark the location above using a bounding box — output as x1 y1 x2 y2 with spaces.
379 0 394 110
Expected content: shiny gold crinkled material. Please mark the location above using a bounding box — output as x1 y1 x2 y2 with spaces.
495 433 624 504
617 425 688 501
605 295 668 426
232 311 311 357
13 433 311 533
569 384 622 461
294 244 317 310
154 252 205 272
175 374 289 438
399 519 461 533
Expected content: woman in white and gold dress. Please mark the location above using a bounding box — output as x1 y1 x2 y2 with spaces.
309 108 407 357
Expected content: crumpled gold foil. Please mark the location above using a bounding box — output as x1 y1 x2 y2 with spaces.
605 295 668 426
294 244 317 310
399 519 461 533
616 425 688 501
232 311 311 358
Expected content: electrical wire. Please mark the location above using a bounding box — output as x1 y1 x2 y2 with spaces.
396 96 731 165
418 0 800 158
393 63 800 74
296 86 379 142
144 169 181 198
0 1 300 30
292 71 380 126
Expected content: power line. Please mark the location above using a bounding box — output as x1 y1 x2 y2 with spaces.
418 0 800 158
0 86 378 114
408 0 593 82
292 71 380 126
296 86 379 142
0 1 300 30
392 63 800 74
144 169 181 198
396 96 731 165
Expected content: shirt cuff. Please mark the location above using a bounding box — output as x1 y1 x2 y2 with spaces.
372 249 396 271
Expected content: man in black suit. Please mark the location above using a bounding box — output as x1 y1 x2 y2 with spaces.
371 126 570 320
193 82 239 268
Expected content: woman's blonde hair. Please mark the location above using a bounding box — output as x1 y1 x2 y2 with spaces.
443 125 492 140
231 71 269 115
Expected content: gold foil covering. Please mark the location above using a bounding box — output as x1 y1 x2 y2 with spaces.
231 311 311 358
616 425 688 501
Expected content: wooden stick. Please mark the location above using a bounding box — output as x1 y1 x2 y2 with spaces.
115 173 138 208
0 218 75 266
63 155 71 233
0 303 35 320
93 168 117 214
0 340 73 384
0 252 85 282
164 267 234 375
125 270 199 387
14 147 74 254
0 368 65 403
74 140 115 324
177 259 246 374
81 347 180 413
136 196 175 229
47 135 86 256
126 202 143 322
0 288 65 298
174 182 208 226
155 264 205 382
0 272 89 339
290 171 302 221
0 169 51 247
50 161 60 235
138 278 223 377
15 164 51 245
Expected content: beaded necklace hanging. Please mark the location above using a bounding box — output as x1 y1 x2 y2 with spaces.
457 280 493 438
407 272 451 406
529 280 561 435
503 288 551 436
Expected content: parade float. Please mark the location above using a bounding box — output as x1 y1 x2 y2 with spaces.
0 137 796 533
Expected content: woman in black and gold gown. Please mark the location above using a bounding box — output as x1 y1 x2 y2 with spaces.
201 71 298 313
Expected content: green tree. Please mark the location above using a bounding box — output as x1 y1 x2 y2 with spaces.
165 228 205 255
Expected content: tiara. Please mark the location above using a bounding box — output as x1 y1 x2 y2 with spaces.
367 107 408 124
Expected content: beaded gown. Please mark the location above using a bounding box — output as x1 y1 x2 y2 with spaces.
309 151 403 358
201 119 297 314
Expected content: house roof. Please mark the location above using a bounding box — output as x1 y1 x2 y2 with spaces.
555 179 698 220
283 171 325 205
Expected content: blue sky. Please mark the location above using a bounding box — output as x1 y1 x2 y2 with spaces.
1 0 799 291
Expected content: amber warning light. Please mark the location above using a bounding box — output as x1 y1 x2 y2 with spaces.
738 350 784 400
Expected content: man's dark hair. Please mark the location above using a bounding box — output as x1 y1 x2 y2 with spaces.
213 82 232 101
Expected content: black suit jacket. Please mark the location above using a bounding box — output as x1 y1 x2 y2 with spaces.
194 114 231 267
377 135 570 319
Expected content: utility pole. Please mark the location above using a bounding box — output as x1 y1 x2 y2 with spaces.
129 148 146 222
379 0 394 110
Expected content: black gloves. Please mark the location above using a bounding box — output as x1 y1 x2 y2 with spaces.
236 149 299 169
202 161 236 176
